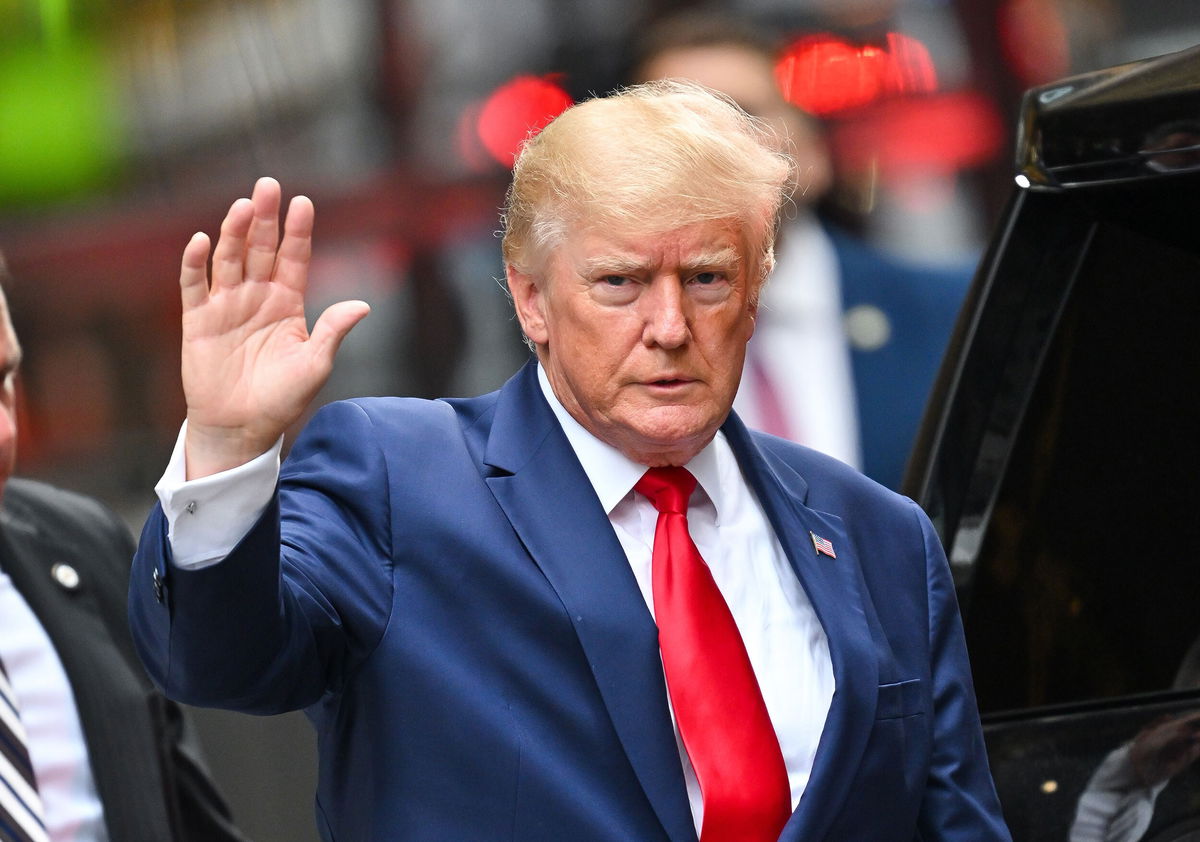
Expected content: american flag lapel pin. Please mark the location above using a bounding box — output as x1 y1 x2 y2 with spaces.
810 531 837 559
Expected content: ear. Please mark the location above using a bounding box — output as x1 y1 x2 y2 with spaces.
506 264 549 346
741 295 759 345
743 269 763 341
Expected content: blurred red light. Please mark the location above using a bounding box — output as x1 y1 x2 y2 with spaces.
775 33 938 116
476 74 573 169
882 33 938 96
831 91 1005 178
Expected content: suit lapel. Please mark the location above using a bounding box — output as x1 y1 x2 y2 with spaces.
481 364 696 842
721 416 880 841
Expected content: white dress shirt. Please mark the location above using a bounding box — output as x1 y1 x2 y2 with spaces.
536 367 834 828
0 572 109 841
156 365 836 832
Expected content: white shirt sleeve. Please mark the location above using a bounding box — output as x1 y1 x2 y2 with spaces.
154 421 283 570
1069 742 1167 842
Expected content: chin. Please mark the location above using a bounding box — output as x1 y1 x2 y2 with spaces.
620 408 723 463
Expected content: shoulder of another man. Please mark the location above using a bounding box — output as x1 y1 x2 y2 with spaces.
823 220 975 298
2 476 133 557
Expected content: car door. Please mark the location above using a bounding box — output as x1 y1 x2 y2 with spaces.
906 43 1200 841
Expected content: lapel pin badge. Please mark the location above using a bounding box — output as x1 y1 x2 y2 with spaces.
810 531 837 559
51 562 81 591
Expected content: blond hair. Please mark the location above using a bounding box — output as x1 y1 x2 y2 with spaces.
501 80 793 293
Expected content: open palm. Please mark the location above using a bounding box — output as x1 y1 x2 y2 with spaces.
180 178 369 478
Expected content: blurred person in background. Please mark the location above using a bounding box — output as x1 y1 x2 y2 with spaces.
0 255 248 842
630 11 973 491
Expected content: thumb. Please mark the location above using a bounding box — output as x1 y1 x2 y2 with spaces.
310 299 371 362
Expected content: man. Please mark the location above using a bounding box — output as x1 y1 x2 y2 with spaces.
631 14 974 490
129 82 1009 840
0 260 248 841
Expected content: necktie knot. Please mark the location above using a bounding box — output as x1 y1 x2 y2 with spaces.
635 466 697 515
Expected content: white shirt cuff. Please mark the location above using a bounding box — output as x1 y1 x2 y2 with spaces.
154 421 283 570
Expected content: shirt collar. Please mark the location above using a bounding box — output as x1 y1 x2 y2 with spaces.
536 363 729 521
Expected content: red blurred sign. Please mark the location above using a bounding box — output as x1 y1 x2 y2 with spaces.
831 91 1005 178
775 32 938 116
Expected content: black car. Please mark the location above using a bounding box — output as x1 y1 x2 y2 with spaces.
904 44 1200 841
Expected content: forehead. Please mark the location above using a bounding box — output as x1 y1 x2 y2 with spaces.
559 218 750 273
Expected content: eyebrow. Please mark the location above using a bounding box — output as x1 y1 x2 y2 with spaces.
578 247 742 277
682 247 742 274
578 254 646 276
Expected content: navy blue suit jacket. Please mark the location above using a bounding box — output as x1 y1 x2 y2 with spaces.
129 362 1008 841
830 225 974 491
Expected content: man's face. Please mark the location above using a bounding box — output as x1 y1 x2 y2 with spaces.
509 218 759 466
0 296 19 500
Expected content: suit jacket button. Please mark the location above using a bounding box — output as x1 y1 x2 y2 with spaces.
51 562 80 590
845 303 892 351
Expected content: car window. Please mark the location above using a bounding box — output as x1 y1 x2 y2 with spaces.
962 219 1200 714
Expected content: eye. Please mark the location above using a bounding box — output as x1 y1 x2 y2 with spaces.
688 270 731 290
686 270 733 303
589 274 641 305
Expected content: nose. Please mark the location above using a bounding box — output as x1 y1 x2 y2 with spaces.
640 277 690 350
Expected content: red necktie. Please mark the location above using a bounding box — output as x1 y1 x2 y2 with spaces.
635 467 791 842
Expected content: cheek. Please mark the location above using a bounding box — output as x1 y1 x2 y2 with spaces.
701 311 755 360
555 310 638 363
561 342 618 394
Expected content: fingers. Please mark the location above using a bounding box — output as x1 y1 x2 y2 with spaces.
190 178 313 298
211 177 284 289
210 197 255 289
244 177 282 282
309 300 371 362
273 195 315 292
179 232 212 310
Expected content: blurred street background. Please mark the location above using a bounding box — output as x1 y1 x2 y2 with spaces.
0 0 1195 838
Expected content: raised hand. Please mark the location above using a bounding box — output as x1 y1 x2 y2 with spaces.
179 177 370 479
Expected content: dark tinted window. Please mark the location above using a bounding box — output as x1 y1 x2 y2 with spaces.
963 221 1200 713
